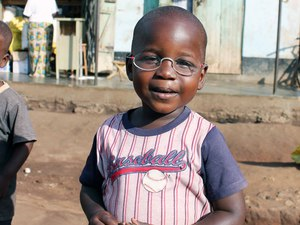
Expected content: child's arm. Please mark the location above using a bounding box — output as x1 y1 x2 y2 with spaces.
196 127 247 225
0 141 34 197
80 185 120 225
194 191 246 225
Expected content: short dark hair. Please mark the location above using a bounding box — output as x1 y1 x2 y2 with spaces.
0 21 13 52
132 6 207 60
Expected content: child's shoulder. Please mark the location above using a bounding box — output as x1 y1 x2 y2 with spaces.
99 111 126 128
95 112 127 136
106 111 126 122
0 80 9 92
0 81 25 104
190 109 215 129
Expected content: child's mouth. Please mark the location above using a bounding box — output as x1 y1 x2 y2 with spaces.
151 87 178 99
151 87 176 93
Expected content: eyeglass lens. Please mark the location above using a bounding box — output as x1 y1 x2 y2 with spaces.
133 54 200 76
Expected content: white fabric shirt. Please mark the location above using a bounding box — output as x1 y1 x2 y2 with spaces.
23 0 58 24
80 107 247 225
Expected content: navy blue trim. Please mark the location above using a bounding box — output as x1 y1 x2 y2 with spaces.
122 106 191 136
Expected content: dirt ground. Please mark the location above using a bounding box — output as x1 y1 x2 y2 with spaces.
10 109 299 225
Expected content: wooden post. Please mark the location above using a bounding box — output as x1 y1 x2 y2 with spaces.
94 0 100 85
273 0 282 94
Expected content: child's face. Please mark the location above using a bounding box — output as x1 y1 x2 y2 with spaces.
127 16 207 115
0 36 10 68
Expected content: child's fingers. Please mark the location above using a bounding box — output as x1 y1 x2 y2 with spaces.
131 218 139 224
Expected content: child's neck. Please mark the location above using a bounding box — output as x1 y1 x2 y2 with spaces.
129 106 185 129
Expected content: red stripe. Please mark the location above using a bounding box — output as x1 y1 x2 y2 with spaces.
111 166 182 182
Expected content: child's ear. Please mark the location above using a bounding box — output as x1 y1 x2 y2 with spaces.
126 55 133 81
197 65 208 90
0 54 10 68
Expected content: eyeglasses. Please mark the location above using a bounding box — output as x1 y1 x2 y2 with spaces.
128 53 207 77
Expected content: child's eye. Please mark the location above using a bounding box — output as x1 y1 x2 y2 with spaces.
138 55 160 65
175 59 196 69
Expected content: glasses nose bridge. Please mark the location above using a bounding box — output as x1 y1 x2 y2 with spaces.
156 57 177 78
160 57 174 66
159 57 176 71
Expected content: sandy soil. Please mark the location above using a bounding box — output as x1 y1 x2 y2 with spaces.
12 110 300 225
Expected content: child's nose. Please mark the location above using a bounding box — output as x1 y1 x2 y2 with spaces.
156 59 176 79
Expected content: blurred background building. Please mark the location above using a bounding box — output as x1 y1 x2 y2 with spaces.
0 0 299 83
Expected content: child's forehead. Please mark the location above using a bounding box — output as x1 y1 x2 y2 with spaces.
133 18 203 50
143 14 195 29
135 12 204 41
131 7 207 60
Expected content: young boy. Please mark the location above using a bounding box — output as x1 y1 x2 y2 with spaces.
0 21 36 225
80 6 247 225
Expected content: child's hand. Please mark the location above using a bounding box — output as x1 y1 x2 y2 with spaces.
88 210 119 225
130 218 153 225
